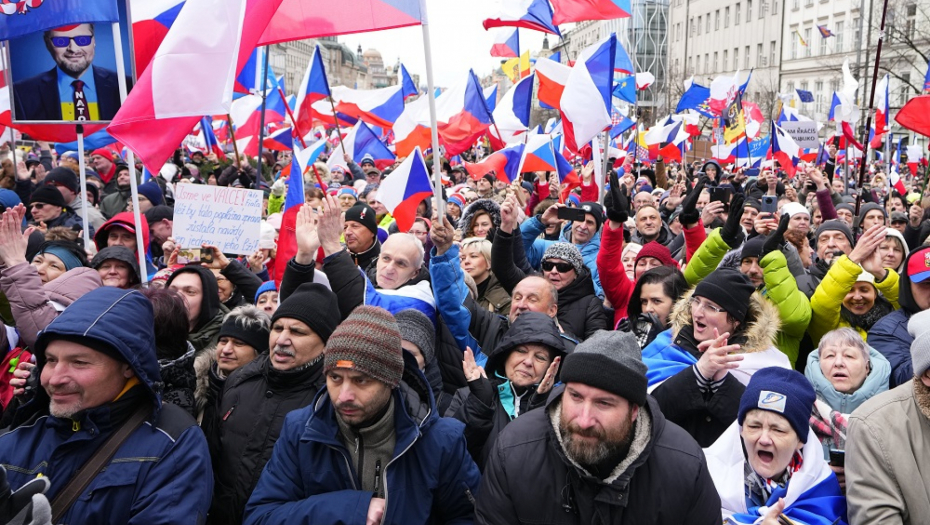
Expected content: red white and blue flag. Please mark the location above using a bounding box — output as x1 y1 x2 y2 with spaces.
490 73 534 146
551 0 631 25
332 65 418 129
465 143 525 183
200 116 226 159
327 120 395 171
258 0 423 45
130 0 185 75
560 35 616 153
377 147 434 232
294 46 332 135
771 121 801 177
483 0 561 35
263 126 293 152
490 27 520 58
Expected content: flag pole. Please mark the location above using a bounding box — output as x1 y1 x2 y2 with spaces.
111 21 147 281
420 0 445 218
853 0 891 217
327 96 348 154
254 46 271 190
278 86 326 190
599 132 609 205
226 114 243 168
74 125 91 250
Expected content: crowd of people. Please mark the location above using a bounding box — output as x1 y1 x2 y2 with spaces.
0 140 928 525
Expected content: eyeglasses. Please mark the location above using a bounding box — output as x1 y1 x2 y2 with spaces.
409 230 428 236
541 260 574 273
30 203 46 210
690 297 725 314
50 35 93 48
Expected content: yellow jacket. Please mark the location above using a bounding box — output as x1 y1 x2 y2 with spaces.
809 254 899 345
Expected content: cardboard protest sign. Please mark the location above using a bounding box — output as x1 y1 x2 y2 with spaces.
781 121 819 150
172 184 263 255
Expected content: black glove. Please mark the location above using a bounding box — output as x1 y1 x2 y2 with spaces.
237 168 254 189
604 170 629 223
0 465 51 525
720 194 746 248
678 178 706 227
761 213 790 257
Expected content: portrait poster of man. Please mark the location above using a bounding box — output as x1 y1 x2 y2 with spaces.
7 2 133 124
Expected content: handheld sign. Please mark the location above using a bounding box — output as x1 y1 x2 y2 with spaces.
172 184 263 255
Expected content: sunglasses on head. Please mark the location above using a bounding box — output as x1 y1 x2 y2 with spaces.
541 260 574 273
50 35 93 48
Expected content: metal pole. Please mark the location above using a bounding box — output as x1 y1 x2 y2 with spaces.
75 125 91 249
420 0 445 218
254 46 271 190
854 0 891 217
112 21 147 280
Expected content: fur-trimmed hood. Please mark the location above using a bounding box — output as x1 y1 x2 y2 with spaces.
668 287 781 354
457 198 501 235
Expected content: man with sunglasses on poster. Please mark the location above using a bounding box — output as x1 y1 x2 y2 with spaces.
14 23 126 122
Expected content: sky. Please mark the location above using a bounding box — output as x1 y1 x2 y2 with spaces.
339 0 555 88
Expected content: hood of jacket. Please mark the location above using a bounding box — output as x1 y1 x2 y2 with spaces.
458 198 501 235
166 265 221 331
91 246 142 287
668 287 781 354
898 248 923 314
805 345 891 415
630 221 672 247
883 228 909 274
35 287 162 410
486 311 567 376
43 267 102 308
700 160 724 179
93 211 150 252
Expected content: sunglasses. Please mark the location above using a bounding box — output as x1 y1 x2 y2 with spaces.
30 203 46 210
541 260 574 273
50 35 93 48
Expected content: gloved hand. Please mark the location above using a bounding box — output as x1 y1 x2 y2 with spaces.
604 170 630 223
761 213 790 258
678 178 706 227
271 178 286 197
720 193 746 248
0 465 51 525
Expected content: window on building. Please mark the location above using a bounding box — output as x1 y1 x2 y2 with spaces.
688 56 693 74
853 18 860 47
820 28 828 54
697 16 702 34
690 17 695 36
791 28 798 58
755 44 762 66
705 53 710 73
770 41 777 65
696 55 701 74
805 28 812 56
900 72 912 105
723 50 729 71
725 6 730 27
760 0 766 18
835 21 844 51
793 0 799 9
773 0 778 14
805 0 812 6
815 81 824 113
675 58 680 74
746 0 752 22
735 3 741 25
714 51 719 72
787 81 795 93
906 3 917 40
706 14 711 33
716 10 720 30
744 46 750 68
800 81 808 92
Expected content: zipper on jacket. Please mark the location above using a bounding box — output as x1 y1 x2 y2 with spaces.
222 404 236 421
381 407 428 515
373 460 382 498
356 431 364 491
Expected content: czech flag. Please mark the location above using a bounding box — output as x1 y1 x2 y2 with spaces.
393 95 432 157
235 47 268 95
490 27 520 58
258 0 423 46
483 0 561 36
436 70 495 156
131 0 186 75
200 116 226 159
465 144 525 183
263 126 294 151
614 36 635 75
522 134 573 179
890 167 908 195
484 85 499 113
535 58 570 110
328 121 395 171
560 35 616 153
377 147 434 232
294 46 332 135
771 121 801 177
109 0 285 173
906 145 924 177
332 66 418 129
551 0 631 25
284 138 327 211
873 74 890 139
491 73 534 147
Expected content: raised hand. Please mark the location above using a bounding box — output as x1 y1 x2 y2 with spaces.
605 169 629 224
462 347 487 382
540 202 564 226
200 244 230 270
851 224 889 279
536 356 561 395
699 200 725 227
719 194 746 248
318 193 345 256
500 194 519 234
696 328 744 382
430 213 455 256
761 214 790 258
679 178 706 227
294 205 321 264
0 207 31 268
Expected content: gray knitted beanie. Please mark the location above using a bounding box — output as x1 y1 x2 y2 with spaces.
324 306 404 387
542 242 585 275
395 309 436 365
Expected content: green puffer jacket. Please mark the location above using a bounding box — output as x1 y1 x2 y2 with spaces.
683 229 811 366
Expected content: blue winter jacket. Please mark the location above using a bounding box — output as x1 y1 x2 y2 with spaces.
520 215 603 298
244 355 481 525
0 287 213 524
867 309 914 388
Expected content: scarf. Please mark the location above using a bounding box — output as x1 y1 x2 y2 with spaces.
809 397 849 452
744 450 804 509
839 296 894 333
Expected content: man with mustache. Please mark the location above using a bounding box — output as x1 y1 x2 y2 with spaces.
14 24 127 121
204 281 341 525
476 330 721 524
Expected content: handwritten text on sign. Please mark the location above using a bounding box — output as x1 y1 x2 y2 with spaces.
781 121 820 150
172 185 263 255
